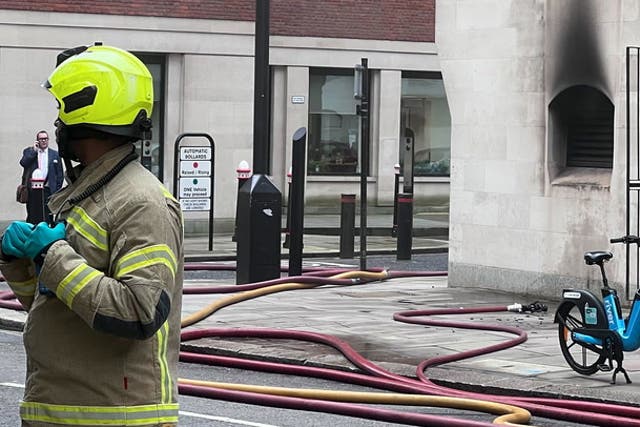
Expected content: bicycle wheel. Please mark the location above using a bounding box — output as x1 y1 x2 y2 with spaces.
557 301 607 375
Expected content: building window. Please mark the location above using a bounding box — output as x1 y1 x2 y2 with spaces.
549 85 613 169
308 68 360 175
400 72 451 176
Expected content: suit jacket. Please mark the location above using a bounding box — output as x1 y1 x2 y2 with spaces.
20 146 64 193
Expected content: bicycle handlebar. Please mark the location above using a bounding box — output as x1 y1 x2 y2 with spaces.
610 235 640 244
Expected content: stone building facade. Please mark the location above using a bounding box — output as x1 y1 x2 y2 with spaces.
0 1 449 235
440 0 640 298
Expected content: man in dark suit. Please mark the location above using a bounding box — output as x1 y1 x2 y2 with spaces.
20 130 64 223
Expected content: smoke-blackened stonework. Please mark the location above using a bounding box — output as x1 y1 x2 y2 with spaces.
439 0 632 299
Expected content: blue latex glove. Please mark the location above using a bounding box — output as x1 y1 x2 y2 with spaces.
1 221 35 259
23 222 66 260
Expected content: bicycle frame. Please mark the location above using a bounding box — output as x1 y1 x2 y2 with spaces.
556 238 640 384
573 290 640 352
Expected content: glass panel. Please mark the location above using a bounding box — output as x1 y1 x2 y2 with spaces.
308 70 360 175
400 76 451 176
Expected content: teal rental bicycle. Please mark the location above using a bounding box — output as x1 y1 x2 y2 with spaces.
555 235 640 384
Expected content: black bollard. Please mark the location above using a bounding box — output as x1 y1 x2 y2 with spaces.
396 192 413 260
232 161 251 242
236 174 282 284
392 163 400 237
288 128 307 277
283 167 292 249
340 194 356 259
29 177 47 224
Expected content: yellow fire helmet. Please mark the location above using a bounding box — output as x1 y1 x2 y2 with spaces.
44 42 153 140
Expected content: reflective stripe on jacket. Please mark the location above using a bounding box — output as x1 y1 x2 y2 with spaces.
1 144 184 427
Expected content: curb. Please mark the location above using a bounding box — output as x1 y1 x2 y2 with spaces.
185 247 449 263
0 310 25 332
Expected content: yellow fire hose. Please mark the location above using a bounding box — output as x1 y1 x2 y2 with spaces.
181 270 389 328
179 378 532 426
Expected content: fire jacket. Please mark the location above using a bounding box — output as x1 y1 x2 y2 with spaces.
0 144 184 427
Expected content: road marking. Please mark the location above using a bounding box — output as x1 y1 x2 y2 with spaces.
0 382 24 388
179 410 281 427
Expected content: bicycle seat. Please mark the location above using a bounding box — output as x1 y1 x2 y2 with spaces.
584 251 613 265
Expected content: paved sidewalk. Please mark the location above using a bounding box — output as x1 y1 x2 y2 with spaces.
177 274 640 406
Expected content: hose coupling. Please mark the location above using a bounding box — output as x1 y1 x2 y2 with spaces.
507 303 523 312
508 302 548 313
523 301 548 313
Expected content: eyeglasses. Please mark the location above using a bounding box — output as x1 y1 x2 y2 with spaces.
37 137 49 141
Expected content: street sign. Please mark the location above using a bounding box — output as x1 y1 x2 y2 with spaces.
179 177 211 198
180 198 211 211
173 133 216 250
180 160 211 176
180 146 212 161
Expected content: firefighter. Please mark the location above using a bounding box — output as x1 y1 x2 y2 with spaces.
0 43 183 426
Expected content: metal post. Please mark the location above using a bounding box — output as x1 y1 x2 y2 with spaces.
340 194 356 259
288 128 306 277
402 129 415 195
252 0 270 174
356 57 370 271
392 163 400 237
396 192 413 260
232 161 251 242
236 0 282 284
283 166 292 249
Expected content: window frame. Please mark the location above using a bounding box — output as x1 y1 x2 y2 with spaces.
308 67 361 176
400 71 451 178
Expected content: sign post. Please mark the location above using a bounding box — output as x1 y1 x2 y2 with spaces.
355 58 370 270
173 133 215 251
